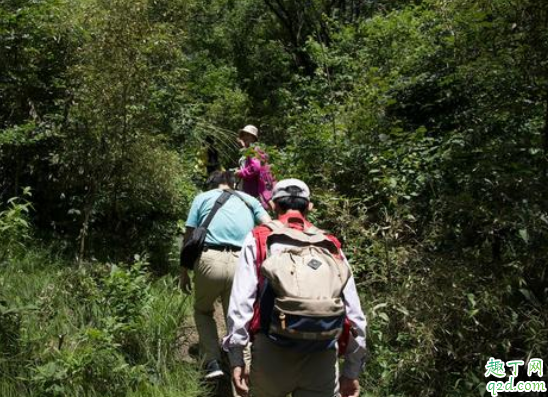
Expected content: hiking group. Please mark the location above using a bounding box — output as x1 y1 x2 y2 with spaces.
180 125 367 397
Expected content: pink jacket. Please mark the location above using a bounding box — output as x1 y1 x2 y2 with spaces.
238 156 261 198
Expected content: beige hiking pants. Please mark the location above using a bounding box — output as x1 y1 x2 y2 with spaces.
193 249 239 363
250 334 340 397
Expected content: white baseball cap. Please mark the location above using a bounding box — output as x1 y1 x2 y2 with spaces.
272 179 310 201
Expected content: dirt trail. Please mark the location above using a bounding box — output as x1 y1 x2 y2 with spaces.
179 300 233 396
179 300 227 363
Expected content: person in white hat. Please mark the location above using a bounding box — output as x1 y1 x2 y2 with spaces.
223 178 367 397
237 125 259 149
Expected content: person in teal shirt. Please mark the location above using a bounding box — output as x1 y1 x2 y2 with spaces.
185 186 268 248
180 171 270 380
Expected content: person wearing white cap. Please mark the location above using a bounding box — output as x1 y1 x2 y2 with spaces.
223 179 367 397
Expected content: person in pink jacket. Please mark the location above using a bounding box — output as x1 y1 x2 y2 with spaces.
235 125 275 209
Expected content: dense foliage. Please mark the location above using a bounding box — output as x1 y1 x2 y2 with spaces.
1 0 547 396
1 252 201 396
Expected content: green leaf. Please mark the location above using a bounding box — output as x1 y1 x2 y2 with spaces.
518 229 529 243
378 312 390 322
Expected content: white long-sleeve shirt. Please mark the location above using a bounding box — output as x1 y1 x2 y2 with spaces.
222 232 367 379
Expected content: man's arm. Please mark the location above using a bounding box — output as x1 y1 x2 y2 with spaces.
255 203 271 224
341 274 367 379
179 193 203 292
246 195 271 224
179 226 195 293
222 234 258 365
232 191 271 225
222 234 258 397
337 251 367 397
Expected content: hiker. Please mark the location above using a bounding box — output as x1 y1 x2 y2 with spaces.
204 136 221 175
179 170 271 380
235 124 275 210
223 179 367 397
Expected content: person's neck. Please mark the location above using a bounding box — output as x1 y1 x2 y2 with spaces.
278 210 306 219
277 210 311 229
217 184 231 190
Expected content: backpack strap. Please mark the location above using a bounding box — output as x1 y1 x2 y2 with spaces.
200 190 233 229
266 225 340 255
249 224 275 336
252 224 273 268
253 221 283 264
230 189 254 212
253 220 339 262
303 224 343 253
326 234 342 251
266 220 284 231
303 225 323 235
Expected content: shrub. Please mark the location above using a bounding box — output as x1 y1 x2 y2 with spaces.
0 188 32 262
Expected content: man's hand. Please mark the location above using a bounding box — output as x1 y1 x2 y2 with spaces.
179 268 192 294
232 366 249 397
340 376 360 397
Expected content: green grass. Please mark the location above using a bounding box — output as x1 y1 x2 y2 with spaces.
0 247 204 397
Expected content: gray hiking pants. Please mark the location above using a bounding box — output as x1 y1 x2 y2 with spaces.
250 334 340 397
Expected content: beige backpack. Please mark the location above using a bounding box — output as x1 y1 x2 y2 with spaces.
259 220 351 346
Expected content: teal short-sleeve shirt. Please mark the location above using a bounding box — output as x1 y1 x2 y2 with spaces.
185 189 267 247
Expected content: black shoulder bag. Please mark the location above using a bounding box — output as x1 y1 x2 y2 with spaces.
180 190 233 270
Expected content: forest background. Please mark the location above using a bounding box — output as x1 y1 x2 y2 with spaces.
1 0 547 396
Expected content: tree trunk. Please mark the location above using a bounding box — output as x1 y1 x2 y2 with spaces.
78 179 96 266
14 149 21 197
543 91 548 179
